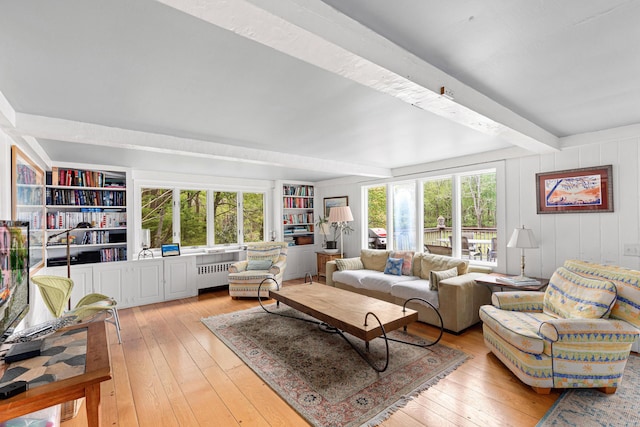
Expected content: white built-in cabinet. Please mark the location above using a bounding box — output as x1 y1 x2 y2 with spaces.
129 259 164 306
284 245 317 281
163 256 196 300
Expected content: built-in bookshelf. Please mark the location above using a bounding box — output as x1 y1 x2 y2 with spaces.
282 183 314 246
11 146 45 269
45 167 127 265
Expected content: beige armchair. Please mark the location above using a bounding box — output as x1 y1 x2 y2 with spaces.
228 242 288 299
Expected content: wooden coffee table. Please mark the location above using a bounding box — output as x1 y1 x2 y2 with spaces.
260 283 441 372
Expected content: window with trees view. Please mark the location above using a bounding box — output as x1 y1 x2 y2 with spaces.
363 168 497 264
141 188 265 248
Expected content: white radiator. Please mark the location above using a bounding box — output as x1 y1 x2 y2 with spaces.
197 262 233 289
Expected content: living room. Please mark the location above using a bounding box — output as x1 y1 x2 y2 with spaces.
1 1 639 426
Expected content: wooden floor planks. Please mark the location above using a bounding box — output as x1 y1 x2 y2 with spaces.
60 279 559 427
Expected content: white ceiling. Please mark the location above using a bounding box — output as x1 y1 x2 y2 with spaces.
1 0 638 181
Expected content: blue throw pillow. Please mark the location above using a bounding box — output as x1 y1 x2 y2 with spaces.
383 257 403 276
247 259 273 270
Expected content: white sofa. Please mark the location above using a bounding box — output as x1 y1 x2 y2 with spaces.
326 249 492 333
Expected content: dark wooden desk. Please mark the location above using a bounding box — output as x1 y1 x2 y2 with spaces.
0 321 111 426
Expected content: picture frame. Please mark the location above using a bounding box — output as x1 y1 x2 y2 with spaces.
323 196 349 218
161 243 181 257
536 165 613 214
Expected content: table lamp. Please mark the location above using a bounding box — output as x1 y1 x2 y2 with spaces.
507 225 538 280
328 206 353 258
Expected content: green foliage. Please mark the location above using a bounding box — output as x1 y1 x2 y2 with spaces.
180 190 207 246
141 188 173 248
214 192 237 244
242 193 264 243
367 186 387 228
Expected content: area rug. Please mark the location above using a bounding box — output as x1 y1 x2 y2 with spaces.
201 305 469 427
537 354 640 427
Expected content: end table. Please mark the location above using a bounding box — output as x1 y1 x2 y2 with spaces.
475 273 549 292
316 251 342 282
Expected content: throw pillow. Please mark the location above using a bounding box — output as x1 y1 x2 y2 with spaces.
390 250 414 275
335 257 364 271
247 259 273 270
247 246 281 263
543 266 617 319
383 257 404 276
420 254 468 279
360 249 391 271
429 267 458 290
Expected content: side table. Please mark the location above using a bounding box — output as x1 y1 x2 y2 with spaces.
316 251 342 282
475 273 549 292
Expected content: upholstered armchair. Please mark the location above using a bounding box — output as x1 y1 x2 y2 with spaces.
480 260 640 394
228 242 288 299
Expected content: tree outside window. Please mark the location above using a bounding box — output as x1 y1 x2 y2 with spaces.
242 192 264 243
214 191 238 244
180 190 207 247
141 188 173 248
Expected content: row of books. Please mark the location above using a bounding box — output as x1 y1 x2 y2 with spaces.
47 188 126 206
283 197 314 209
47 168 125 188
16 163 41 185
282 212 314 225
100 247 127 262
283 185 314 197
15 210 44 231
16 186 44 205
46 211 127 230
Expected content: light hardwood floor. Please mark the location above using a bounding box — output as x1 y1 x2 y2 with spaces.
62 278 560 427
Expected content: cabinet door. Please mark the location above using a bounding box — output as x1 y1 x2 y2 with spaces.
283 246 317 280
130 259 164 306
44 265 94 308
163 256 196 300
93 262 131 307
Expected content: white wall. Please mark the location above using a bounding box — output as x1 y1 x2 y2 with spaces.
317 137 640 279
0 128 11 219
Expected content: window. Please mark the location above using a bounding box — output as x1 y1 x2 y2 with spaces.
180 190 207 247
366 185 387 249
392 182 416 251
363 167 497 264
141 187 266 248
141 188 174 248
242 192 265 243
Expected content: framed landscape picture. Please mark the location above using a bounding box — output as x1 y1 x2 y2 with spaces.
323 196 348 218
536 165 613 214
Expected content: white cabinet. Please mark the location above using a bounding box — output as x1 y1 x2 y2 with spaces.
284 245 317 280
93 262 130 307
45 265 94 308
129 259 164 306
163 256 197 300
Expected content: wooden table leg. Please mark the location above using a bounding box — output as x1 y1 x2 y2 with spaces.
85 384 102 427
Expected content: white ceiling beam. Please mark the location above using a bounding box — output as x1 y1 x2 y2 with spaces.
12 113 392 178
156 0 560 154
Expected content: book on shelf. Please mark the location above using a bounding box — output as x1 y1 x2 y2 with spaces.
495 276 541 286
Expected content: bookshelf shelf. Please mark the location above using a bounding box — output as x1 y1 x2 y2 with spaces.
45 167 128 265
282 183 315 246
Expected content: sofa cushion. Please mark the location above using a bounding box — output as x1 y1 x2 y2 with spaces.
360 249 390 271
543 267 617 319
390 250 414 275
332 270 371 289
335 257 364 271
564 259 640 329
419 254 468 280
429 267 458 291
389 280 439 309
383 257 404 276
479 305 552 355
360 271 417 293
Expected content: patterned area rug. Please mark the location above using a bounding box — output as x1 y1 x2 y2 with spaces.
537 354 640 427
202 305 469 427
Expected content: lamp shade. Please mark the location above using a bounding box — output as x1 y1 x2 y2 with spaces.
507 226 538 249
328 206 353 223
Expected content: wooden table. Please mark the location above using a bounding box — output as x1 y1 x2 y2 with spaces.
0 321 112 426
265 285 420 371
475 273 549 291
316 251 342 281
